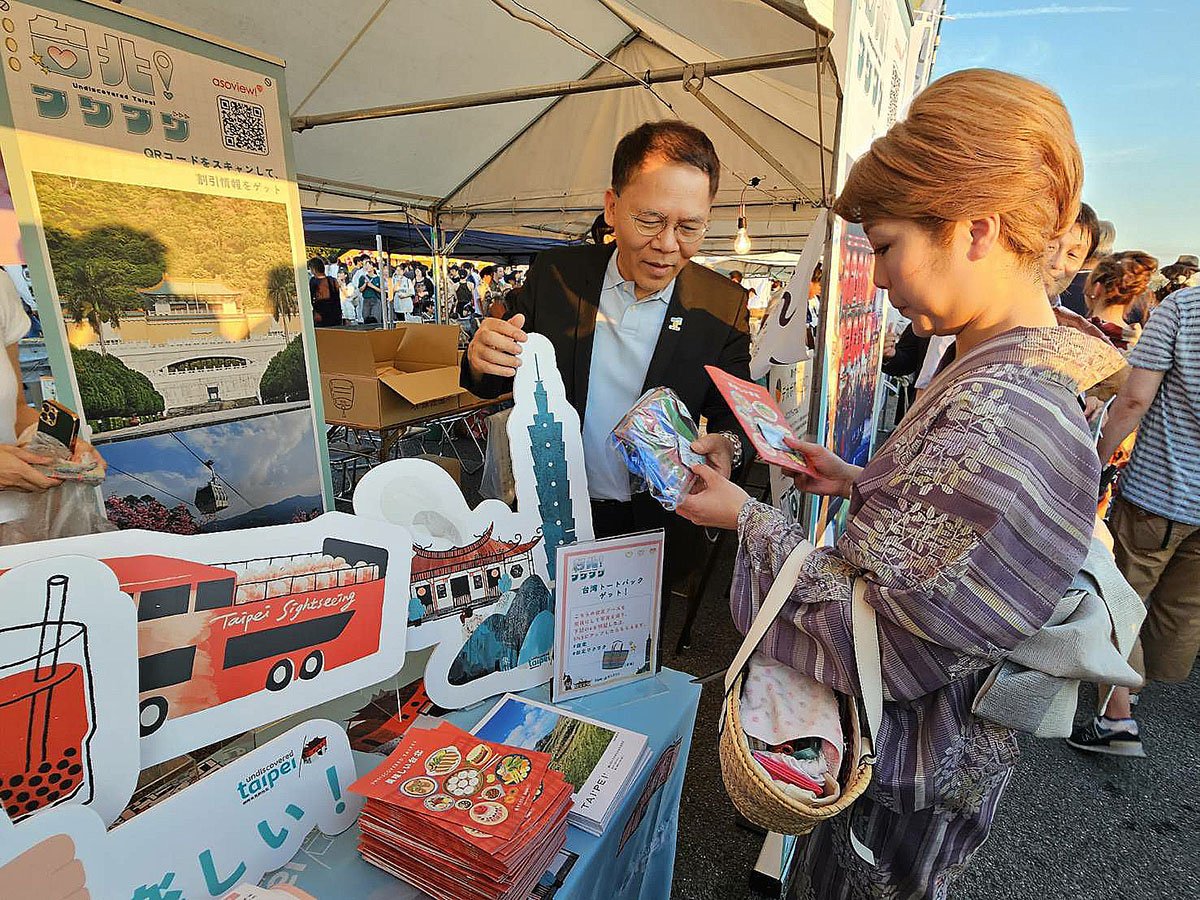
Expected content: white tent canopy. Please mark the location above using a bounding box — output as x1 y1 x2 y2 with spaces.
126 0 842 253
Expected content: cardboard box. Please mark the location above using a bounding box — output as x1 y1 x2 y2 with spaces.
417 454 462 487
316 325 469 429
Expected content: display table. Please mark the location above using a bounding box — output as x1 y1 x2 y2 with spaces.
264 668 701 900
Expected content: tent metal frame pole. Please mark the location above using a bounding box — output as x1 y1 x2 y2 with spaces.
442 198 814 217
682 69 818 204
431 216 444 325
292 47 822 132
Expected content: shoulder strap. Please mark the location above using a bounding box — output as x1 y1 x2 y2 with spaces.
850 579 882 753
724 540 816 695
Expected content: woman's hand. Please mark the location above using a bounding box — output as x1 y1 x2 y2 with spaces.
0 444 60 492
675 463 750 530
780 437 859 498
71 439 106 476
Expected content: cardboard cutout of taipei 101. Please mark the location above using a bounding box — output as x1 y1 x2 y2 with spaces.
354 334 594 708
0 512 412 769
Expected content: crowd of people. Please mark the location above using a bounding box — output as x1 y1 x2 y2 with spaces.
308 253 526 329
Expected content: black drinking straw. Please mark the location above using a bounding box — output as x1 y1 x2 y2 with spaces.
34 575 69 683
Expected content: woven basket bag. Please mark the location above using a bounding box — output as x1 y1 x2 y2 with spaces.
718 540 884 848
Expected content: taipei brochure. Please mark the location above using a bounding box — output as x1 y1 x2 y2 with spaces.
472 694 651 836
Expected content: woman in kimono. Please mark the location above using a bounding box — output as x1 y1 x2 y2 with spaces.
676 68 1126 899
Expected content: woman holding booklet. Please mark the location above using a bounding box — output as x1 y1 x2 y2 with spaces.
675 69 1125 898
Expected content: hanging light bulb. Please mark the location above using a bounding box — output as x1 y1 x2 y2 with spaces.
733 216 752 255
733 177 760 255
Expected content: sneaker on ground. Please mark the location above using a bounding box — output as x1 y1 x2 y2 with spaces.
1066 717 1146 758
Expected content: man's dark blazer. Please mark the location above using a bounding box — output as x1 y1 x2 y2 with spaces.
461 243 752 455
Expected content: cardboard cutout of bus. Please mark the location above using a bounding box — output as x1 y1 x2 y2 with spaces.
0 513 412 768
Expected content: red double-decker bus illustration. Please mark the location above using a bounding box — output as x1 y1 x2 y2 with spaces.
80 538 388 736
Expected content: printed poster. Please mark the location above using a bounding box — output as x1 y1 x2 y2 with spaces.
551 532 662 703
813 224 887 539
0 0 332 534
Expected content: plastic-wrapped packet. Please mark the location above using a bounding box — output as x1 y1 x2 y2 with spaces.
610 387 705 511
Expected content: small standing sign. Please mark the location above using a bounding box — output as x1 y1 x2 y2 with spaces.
551 531 664 702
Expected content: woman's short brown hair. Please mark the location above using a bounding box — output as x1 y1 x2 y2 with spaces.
833 69 1083 263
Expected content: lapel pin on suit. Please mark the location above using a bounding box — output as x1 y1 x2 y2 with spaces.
668 316 683 332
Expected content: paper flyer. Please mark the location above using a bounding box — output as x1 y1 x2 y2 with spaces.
551 532 662 703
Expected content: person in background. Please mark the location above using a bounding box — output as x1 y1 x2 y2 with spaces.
337 271 361 324
1152 254 1200 309
413 264 436 319
881 322 930 422
674 68 1125 898
307 257 343 328
1042 201 1099 305
361 260 384 325
393 263 415 321
1069 283 1200 758
1061 217 1116 315
728 270 743 285
1085 251 1157 354
0 270 104 541
453 274 476 320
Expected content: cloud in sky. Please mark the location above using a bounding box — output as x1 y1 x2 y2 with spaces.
504 704 560 748
949 5 1130 19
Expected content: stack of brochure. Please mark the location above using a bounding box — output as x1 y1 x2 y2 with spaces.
473 694 651 836
350 722 572 900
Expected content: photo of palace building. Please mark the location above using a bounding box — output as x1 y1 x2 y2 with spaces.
77 277 301 415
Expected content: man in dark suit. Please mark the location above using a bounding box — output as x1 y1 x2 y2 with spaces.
461 121 751 578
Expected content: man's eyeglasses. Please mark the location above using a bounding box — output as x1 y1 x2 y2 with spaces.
627 211 709 245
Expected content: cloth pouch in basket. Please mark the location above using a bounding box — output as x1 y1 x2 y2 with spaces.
719 539 883 862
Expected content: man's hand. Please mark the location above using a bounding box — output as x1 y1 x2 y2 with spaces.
690 433 734 480
0 445 60 492
466 313 528 379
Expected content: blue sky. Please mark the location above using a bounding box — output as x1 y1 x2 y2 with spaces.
474 698 560 748
934 2 1199 262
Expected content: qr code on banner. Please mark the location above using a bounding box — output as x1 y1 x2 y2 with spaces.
218 95 269 156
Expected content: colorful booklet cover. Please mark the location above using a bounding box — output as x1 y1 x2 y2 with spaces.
472 694 650 836
704 365 814 472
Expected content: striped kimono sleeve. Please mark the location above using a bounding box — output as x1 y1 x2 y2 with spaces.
731 371 1100 702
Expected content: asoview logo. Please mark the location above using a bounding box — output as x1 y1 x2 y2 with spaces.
236 749 298 804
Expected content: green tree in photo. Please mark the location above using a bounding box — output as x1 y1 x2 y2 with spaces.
60 260 131 355
260 336 309 403
72 347 165 421
267 265 298 340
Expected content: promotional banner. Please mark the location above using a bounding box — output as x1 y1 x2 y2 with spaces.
551 532 662 703
0 721 360 899
809 0 914 541
750 208 828 379
0 0 333 534
0 511 412 767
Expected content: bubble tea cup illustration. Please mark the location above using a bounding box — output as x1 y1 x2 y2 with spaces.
0 575 95 822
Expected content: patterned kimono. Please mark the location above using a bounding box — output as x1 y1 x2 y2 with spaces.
730 327 1126 900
